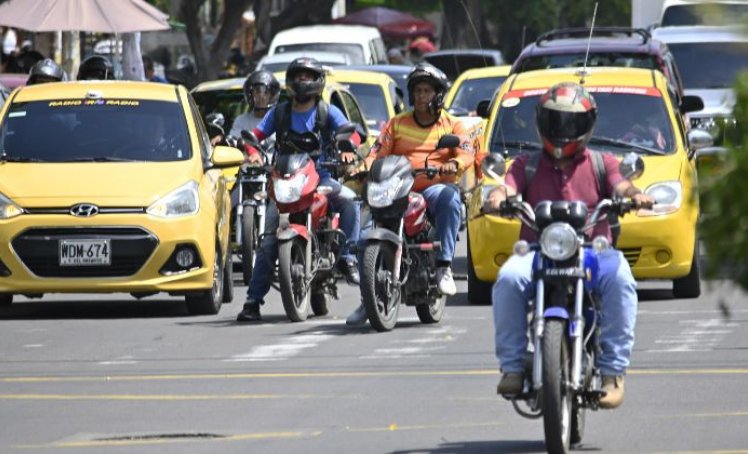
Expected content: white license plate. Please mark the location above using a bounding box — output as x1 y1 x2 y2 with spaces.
59 239 111 266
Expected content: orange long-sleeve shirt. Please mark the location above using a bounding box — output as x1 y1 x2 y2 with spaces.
364 111 475 192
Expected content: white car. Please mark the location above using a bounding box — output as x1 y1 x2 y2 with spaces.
268 25 388 65
256 51 352 73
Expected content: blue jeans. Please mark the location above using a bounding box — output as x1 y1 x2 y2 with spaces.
492 249 637 376
421 184 462 263
245 177 360 302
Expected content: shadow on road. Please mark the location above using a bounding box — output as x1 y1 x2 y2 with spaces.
389 439 549 453
0 298 190 320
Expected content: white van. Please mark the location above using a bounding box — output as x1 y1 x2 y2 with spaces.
267 25 388 65
659 0 748 27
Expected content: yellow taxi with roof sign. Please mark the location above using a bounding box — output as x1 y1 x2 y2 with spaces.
466 67 706 304
0 81 245 314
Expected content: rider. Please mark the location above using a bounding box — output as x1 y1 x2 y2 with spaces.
345 62 474 326
485 82 654 409
236 57 361 322
230 69 281 138
26 58 67 85
77 55 115 81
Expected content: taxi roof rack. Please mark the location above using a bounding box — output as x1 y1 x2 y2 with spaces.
536 27 651 46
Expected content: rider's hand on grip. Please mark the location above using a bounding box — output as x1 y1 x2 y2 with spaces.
632 192 655 210
439 160 459 176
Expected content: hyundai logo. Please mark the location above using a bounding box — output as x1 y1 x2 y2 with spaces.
70 203 100 217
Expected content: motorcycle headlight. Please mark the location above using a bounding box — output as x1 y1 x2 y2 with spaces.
641 181 682 216
539 223 579 261
0 192 23 219
367 176 403 208
147 181 199 218
274 173 307 204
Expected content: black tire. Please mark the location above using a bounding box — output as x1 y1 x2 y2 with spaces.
673 242 701 299
416 295 446 324
360 241 400 332
278 238 310 322
570 400 586 445
222 247 234 303
0 293 12 306
185 246 223 315
542 319 572 454
311 292 330 316
467 231 493 305
241 205 256 286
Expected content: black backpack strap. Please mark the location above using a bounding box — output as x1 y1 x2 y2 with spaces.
273 101 292 145
590 150 621 246
315 99 329 140
523 151 542 197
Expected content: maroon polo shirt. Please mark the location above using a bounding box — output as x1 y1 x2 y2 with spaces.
505 148 624 242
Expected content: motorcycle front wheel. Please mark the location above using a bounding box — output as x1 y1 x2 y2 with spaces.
240 205 256 285
361 241 400 332
542 319 572 454
278 237 310 322
416 294 446 324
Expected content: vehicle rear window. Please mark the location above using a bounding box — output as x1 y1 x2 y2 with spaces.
490 88 675 157
344 82 389 133
275 43 365 65
668 42 748 89
0 99 191 162
449 76 507 113
192 89 246 131
662 4 748 26
517 53 658 72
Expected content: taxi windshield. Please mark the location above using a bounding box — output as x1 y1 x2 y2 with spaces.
0 99 191 162
450 76 507 113
489 88 676 157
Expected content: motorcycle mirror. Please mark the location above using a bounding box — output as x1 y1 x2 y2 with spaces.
206 112 225 136
436 134 460 149
289 131 320 153
620 152 645 180
241 129 260 145
481 152 507 179
334 123 357 142
336 138 356 153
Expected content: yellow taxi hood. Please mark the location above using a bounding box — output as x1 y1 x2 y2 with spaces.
627 153 683 188
0 161 198 207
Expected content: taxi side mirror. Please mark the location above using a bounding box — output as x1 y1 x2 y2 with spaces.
211 145 244 168
476 99 491 119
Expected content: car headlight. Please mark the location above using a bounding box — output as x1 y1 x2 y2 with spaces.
539 222 579 261
147 181 200 218
367 176 404 208
274 173 307 204
640 181 682 216
0 192 23 219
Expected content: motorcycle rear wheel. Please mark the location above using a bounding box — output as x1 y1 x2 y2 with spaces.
278 238 310 322
361 241 400 332
542 319 572 454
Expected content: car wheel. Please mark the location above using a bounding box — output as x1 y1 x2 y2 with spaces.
673 241 701 299
185 245 223 315
222 247 234 303
467 231 493 305
0 293 12 306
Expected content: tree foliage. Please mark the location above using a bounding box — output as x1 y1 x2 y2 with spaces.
699 71 748 290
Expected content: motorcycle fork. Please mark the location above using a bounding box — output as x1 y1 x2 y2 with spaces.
235 183 244 243
532 278 545 391
305 212 313 277
571 248 586 391
392 219 404 283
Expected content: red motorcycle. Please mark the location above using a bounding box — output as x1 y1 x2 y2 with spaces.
270 131 350 322
358 135 461 332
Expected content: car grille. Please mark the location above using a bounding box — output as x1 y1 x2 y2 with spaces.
620 248 641 267
12 227 158 277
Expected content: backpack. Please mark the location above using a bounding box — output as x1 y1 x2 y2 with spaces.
273 99 330 155
523 150 620 245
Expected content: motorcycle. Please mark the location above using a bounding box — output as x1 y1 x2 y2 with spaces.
358 134 461 332
233 130 275 285
271 127 355 322
481 152 644 453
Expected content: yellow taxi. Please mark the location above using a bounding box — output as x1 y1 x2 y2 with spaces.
467 67 704 303
0 81 245 314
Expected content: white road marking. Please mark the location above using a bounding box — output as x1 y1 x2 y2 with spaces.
647 318 738 353
23 344 44 348
98 355 138 366
359 326 465 359
225 332 334 362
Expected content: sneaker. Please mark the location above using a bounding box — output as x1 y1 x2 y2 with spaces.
436 266 457 296
345 304 368 326
497 372 524 395
599 375 625 409
339 260 360 285
236 300 262 322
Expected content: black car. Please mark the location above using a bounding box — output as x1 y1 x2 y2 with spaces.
423 49 505 81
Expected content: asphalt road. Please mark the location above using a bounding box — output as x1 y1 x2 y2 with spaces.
1 237 747 453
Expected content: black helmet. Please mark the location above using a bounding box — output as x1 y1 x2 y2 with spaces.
285 57 325 102
406 62 450 113
77 55 115 81
27 58 66 85
243 69 280 111
536 82 598 159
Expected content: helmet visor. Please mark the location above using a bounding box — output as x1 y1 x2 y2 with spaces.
538 109 595 143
